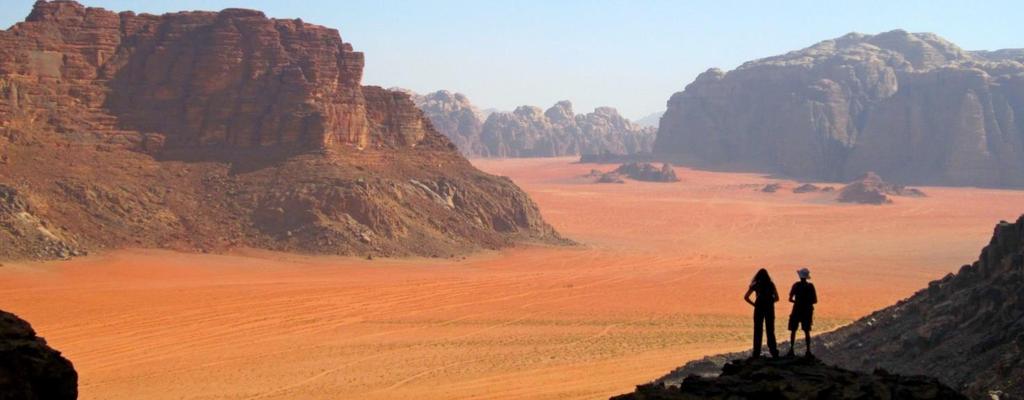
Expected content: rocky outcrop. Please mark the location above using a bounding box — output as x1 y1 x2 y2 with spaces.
479 101 655 158
0 309 77 400
404 92 655 158
406 90 487 156
792 183 834 193
837 172 926 204
613 357 965 400
655 30 1024 188
612 162 680 182
650 215 1024 399
0 1 565 260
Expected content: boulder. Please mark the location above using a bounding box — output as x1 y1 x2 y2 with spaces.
0 309 77 400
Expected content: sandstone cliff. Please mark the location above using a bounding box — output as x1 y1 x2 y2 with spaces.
0 309 77 400
404 90 487 156
0 1 564 260
481 101 655 158
655 30 1024 188
653 215 1024 399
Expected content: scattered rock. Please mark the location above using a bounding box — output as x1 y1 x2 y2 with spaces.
760 183 782 193
595 173 626 184
792 183 832 193
837 172 926 204
613 162 680 182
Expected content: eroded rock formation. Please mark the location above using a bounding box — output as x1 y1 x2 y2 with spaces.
652 215 1024 399
837 172 926 204
655 30 1024 188
0 309 77 400
0 1 565 260
481 101 655 158
406 90 487 156
613 162 680 182
613 357 965 400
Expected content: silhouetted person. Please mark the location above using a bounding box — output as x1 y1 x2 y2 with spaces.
744 268 779 358
787 267 817 357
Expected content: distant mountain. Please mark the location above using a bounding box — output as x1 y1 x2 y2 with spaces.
634 111 664 128
406 91 654 158
655 30 1024 188
654 215 1024 399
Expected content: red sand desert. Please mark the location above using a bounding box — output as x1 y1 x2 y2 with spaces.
2 158 1022 399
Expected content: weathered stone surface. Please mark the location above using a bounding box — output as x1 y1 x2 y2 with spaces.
654 215 1024 399
0 1 566 260
478 100 655 158
613 356 965 400
612 162 680 182
655 30 1024 188
405 90 487 156
0 309 77 400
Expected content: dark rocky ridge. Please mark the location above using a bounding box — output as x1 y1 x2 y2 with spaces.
0 309 77 400
613 356 965 400
0 1 565 260
652 215 1024 399
655 30 1024 188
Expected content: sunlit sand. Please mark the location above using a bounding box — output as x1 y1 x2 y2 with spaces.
2 157 1021 399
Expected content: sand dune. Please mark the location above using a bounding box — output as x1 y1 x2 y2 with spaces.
2 158 1022 399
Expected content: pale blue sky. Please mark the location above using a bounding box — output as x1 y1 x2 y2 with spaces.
4 1 1021 119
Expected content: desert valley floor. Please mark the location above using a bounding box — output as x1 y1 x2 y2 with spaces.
2 158 1023 399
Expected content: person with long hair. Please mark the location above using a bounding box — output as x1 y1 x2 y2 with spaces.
744 268 779 358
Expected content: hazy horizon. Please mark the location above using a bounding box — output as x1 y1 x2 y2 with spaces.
5 0 1021 120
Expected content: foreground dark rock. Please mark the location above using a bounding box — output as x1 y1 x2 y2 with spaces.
0 309 77 400
613 356 965 400
655 30 1024 188
653 215 1024 399
0 1 565 260
838 172 927 204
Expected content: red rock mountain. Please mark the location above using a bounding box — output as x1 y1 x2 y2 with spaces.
0 1 564 260
655 30 1024 188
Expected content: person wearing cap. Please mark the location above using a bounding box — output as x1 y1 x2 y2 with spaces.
787 267 817 357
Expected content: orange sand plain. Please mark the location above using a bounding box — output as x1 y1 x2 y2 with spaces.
2 157 1023 399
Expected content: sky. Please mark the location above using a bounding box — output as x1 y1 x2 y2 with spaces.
3 1 1022 120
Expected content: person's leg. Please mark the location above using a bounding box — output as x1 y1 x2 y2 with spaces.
752 308 764 358
765 307 778 357
804 329 812 357
787 330 796 356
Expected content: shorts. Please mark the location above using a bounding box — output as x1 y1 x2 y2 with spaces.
788 308 813 331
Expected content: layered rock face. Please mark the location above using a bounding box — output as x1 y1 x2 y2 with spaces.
0 309 77 400
654 215 1024 399
481 101 655 157
0 1 564 260
655 30 1024 188
614 357 965 400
